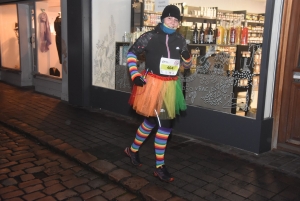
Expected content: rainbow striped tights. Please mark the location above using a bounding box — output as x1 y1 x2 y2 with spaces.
130 118 172 168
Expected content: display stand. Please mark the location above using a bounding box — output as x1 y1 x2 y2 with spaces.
115 42 132 92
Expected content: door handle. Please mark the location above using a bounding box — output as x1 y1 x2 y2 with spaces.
293 72 300 82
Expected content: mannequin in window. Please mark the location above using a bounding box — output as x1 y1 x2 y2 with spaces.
54 12 62 64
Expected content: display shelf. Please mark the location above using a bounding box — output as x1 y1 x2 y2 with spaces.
144 23 158 27
144 10 162 14
216 18 264 24
248 30 263 33
188 44 237 47
217 18 245 22
230 44 262 115
248 40 263 43
247 20 264 24
183 14 216 20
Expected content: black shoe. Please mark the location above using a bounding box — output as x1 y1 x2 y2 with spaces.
154 165 174 182
124 147 142 166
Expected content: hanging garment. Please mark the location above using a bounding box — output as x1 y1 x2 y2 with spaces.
39 12 51 52
54 16 62 64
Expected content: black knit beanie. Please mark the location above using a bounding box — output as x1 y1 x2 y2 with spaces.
160 5 181 21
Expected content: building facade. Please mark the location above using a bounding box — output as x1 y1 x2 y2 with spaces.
0 0 299 155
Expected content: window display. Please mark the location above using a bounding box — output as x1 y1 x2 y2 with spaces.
35 1 62 78
92 0 266 119
38 9 51 53
128 0 266 119
0 4 20 70
54 12 62 64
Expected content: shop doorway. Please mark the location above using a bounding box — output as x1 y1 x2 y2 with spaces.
276 0 300 154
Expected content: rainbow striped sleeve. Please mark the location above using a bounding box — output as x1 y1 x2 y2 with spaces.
127 52 141 81
182 56 192 69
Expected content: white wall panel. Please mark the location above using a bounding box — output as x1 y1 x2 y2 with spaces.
92 0 131 88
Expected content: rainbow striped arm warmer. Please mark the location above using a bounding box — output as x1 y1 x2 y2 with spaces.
181 56 192 69
127 52 142 81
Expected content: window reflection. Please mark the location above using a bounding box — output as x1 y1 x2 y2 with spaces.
180 44 262 118
92 0 267 119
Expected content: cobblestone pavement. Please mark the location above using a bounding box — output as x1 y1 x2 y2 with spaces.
0 125 141 201
1 81 300 201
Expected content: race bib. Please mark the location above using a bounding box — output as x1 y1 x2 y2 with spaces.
159 57 180 75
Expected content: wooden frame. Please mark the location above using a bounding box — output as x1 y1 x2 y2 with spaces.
273 0 300 151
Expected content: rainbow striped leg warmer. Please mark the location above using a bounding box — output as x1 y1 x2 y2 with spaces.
130 119 155 152
155 127 172 168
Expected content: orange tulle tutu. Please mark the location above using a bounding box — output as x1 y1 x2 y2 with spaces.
129 72 187 119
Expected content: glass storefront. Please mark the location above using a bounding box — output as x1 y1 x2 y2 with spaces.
0 0 68 97
0 4 20 70
92 0 267 119
35 0 62 78
0 0 63 78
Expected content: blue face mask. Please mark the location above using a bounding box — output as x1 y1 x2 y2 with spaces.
160 23 176 34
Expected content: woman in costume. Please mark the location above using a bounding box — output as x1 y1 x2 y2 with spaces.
124 5 192 182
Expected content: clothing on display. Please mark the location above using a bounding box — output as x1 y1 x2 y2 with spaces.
49 67 60 77
39 11 51 52
54 13 62 64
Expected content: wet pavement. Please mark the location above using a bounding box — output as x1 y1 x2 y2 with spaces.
0 125 140 201
1 81 300 201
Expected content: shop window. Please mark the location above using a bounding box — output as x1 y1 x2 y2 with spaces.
0 4 20 70
92 0 267 119
35 0 62 78
181 44 262 118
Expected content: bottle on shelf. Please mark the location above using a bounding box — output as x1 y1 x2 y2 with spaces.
199 23 205 44
204 22 209 43
207 7 212 17
213 7 216 18
241 21 249 45
258 34 263 43
216 20 225 45
150 1 154 11
192 23 199 44
212 24 217 44
235 19 242 45
200 7 204 17
144 0 148 11
183 4 188 15
225 21 231 45
146 0 153 11
175 3 182 14
204 7 207 17
230 20 236 45
207 23 214 44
